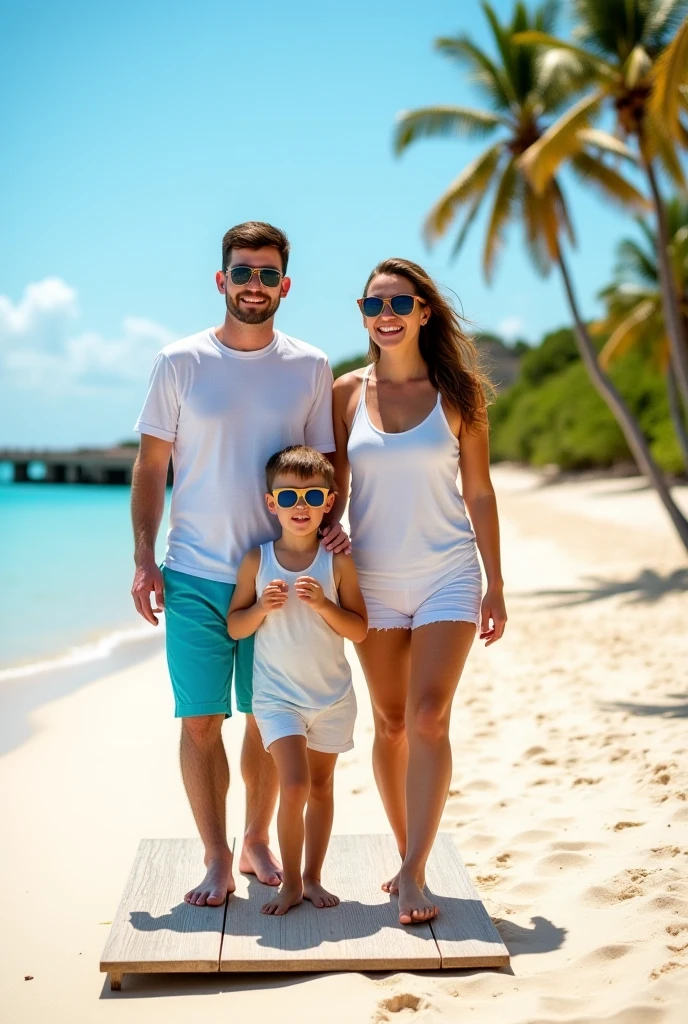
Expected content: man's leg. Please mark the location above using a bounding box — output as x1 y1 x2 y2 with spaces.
238 714 282 885
181 714 235 906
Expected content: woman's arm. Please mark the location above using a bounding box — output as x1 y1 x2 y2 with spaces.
459 415 507 646
227 549 287 639
295 553 368 643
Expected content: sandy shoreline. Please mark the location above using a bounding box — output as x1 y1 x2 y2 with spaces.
1 465 687 1023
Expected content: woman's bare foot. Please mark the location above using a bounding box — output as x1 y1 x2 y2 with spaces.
303 878 340 909
381 870 400 895
239 840 283 886
397 874 438 925
261 882 303 916
185 853 235 907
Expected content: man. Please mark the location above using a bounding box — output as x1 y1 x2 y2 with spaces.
131 222 348 907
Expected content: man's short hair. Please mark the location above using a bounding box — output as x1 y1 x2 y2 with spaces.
265 446 335 492
222 222 290 274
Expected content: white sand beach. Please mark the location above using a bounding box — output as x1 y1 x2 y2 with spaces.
1 465 687 1023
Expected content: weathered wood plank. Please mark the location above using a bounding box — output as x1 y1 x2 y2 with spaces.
427 835 510 968
100 838 225 978
220 834 440 972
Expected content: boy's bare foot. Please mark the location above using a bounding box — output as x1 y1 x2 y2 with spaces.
303 878 340 909
381 870 400 895
185 853 235 907
239 840 283 886
397 874 438 925
261 882 303 916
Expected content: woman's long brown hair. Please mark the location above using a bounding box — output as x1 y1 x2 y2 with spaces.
363 258 494 430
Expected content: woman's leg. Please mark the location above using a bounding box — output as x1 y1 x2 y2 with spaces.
355 628 412 885
398 620 476 924
303 749 340 908
261 735 310 916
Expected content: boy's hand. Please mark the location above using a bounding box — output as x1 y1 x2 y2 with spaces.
295 576 326 609
259 579 288 613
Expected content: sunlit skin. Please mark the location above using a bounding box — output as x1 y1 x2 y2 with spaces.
330 271 507 924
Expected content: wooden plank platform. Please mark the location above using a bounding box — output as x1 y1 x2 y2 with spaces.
101 834 509 988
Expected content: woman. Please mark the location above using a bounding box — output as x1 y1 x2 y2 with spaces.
331 258 506 925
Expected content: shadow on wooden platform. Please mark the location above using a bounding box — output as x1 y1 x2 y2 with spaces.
100 834 509 990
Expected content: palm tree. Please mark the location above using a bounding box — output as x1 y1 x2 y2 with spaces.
650 13 688 137
394 0 688 549
595 198 688 469
514 0 688 415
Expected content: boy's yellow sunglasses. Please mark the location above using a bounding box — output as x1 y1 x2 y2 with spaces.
271 487 331 509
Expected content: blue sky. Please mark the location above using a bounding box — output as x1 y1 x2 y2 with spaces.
1 0 651 446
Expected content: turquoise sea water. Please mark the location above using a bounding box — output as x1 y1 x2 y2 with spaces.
0 484 169 671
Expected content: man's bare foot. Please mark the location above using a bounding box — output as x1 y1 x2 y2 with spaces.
303 878 340 909
184 853 235 907
382 870 400 895
397 874 438 925
261 882 303 916
239 840 283 886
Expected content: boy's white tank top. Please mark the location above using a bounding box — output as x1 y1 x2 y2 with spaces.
348 366 478 586
253 542 352 709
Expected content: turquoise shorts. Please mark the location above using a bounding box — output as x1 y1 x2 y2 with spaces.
162 567 254 718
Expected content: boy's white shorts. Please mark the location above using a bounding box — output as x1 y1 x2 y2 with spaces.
253 688 357 755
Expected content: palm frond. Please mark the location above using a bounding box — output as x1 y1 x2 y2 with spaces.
644 1 688 50
435 36 512 110
646 120 687 188
521 183 561 275
649 16 688 136
424 143 503 243
483 158 519 281
394 106 503 155
598 299 659 367
577 127 637 160
624 44 652 88
513 30 616 82
481 2 519 104
615 237 659 284
570 152 651 212
519 90 603 194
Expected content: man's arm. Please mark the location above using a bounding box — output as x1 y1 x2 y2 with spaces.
131 434 172 625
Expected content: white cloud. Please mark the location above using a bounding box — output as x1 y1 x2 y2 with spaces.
0 279 174 392
497 315 526 341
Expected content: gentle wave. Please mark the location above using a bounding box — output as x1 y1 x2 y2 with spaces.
0 621 165 683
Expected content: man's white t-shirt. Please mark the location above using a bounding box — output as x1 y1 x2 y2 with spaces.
135 328 336 584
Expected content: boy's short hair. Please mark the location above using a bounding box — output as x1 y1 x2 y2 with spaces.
265 446 335 492
222 222 290 274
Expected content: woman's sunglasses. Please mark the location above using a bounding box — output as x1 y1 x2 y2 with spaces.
357 294 425 318
228 266 283 288
271 487 330 509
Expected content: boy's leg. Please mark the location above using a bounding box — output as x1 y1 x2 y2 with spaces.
239 715 282 885
261 734 310 916
303 749 340 908
234 635 282 886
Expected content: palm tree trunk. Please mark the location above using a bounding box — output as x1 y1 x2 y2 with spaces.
665 362 688 474
641 156 688 413
557 249 688 552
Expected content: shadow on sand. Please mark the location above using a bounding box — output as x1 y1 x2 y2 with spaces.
513 567 688 608
602 693 688 719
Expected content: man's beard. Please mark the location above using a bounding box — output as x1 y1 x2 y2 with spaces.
226 290 281 325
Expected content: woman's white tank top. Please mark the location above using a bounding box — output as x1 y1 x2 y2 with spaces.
252 541 352 709
347 366 477 586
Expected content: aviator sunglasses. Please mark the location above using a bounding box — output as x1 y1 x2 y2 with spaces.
357 294 426 318
228 266 283 288
271 487 330 509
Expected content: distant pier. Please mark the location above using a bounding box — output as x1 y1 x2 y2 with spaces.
0 447 173 485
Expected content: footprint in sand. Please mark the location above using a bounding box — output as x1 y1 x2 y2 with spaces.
573 777 601 786
374 993 426 1021
612 821 645 831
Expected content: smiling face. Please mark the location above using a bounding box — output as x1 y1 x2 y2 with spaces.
362 273 430 352
265 472 335 539
216 245 291 325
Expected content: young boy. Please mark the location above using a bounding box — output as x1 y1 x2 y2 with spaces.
227 445 367 916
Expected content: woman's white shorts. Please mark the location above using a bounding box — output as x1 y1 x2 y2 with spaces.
253 688 357 755
360 559 483 632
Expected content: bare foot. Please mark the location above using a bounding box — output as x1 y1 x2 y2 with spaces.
397 874 438 925
239 840 283 886
261 882 303 916
184 853 235 907
303 878 340 909
382 870 400 895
